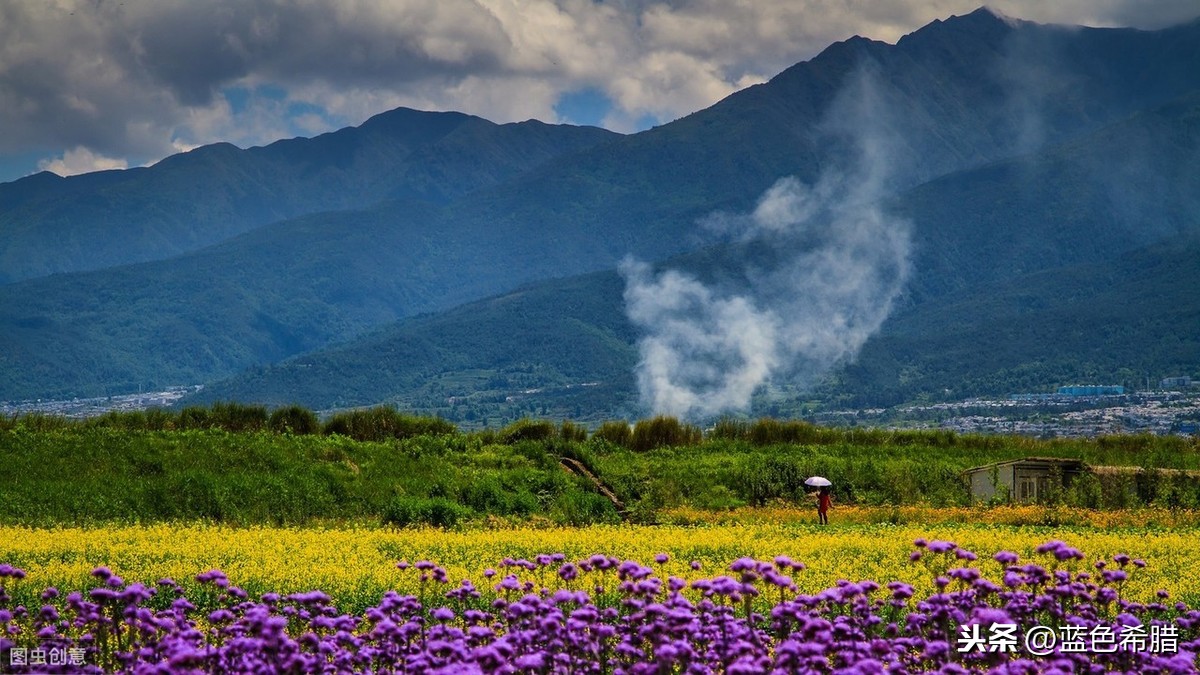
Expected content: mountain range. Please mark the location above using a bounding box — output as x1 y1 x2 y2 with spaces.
2 7 1198 420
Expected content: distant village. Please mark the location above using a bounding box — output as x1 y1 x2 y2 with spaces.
0 386 203 419
819 377 1200 438
3 378 1198 440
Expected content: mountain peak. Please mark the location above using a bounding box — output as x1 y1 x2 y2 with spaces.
895 5 1021 49
964 6 1021 26
12 170 64 185
355 106 479 145
362 106 474 126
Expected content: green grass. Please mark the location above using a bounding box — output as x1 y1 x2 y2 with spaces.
0 422 616 527
2 407 1198 526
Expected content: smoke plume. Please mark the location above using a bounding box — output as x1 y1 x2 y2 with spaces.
621 69 912 418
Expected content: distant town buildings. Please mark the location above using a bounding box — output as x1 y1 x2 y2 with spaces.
1057 385 1124 396
821 390 1200 439
1160 376 1193 389
0 386 202 418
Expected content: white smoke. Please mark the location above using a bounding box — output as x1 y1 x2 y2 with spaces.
621 69 912 418
620 259 783 417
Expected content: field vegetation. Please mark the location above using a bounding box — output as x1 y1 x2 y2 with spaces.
2 404 1199 528
3 522 1200 613
4 529 1196 671
3 404 1200 670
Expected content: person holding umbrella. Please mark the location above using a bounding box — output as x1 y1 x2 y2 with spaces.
805 476 833 525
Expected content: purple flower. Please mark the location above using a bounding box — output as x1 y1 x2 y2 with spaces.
927 540 955 554
948 568 981 583
558 563 579 582
729 557 758 573
968 607 1013 627
994 551 1019 565
1 543 1189 672
1036 540 1067 554
88 588 118 602
1053 546 1084 562
287 590 331 605
195 569 228 587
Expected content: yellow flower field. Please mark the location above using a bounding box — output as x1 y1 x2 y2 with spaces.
3 521 1198 612
662 504 1200 528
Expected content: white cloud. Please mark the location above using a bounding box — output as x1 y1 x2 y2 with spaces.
37 146 128 176
1 0 1195 178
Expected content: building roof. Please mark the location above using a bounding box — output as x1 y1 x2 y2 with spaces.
1090 465 1200 478
962 458 1200 478
961 456 1087 475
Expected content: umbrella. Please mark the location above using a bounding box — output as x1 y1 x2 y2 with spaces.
804 476 832 487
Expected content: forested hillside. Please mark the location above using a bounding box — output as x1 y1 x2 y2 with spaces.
3 8 1199 411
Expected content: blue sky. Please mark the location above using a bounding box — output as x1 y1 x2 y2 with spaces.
1 0 1196 183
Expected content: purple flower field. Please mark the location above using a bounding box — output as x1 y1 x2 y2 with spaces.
1 541 1197 673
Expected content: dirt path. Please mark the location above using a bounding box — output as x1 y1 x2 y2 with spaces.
559 457 626 517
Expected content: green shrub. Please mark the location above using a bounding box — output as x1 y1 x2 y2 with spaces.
593 421 632 448
86 409 176 432
209 402 268 433
1100 471 1138 509
732 456 808 506
324 407 456 442
382 495 472 528
694 485 745 510
177 406 213 430
12 413 73 432
508 440 559 471
460 476 537 515
499 419 557 444
631 416 702 452
269 405 321 435
559 420 588 442
469 429 499 445
549 489 619 525
1066 472 1102 509
749 418 824 446
710 417 748 440
557 443 603 479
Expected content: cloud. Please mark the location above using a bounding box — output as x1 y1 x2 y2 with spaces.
0 0 1195 178
37 146 128 176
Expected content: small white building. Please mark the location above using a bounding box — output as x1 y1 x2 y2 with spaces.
962 457 1086 503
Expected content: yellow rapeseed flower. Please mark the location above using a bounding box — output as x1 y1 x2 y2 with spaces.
2 522 1197 612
